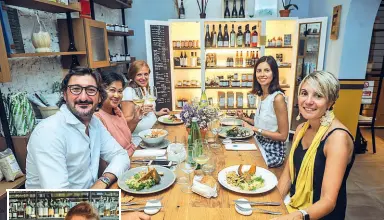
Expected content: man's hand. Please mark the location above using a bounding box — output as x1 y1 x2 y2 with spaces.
90 180 108 189
122 212 151 220
156 108 170 116
236 110 244 119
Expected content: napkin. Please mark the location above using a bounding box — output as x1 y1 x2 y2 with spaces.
132 149 166 158
191 175 218 198
225 144 257 151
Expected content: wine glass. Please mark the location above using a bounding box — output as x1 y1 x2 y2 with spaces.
146 86 157 103
131 88 145 107
179 154 198 194
193 139 214 175
208 119 221 148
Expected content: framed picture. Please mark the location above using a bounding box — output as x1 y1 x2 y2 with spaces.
331 5 342 40
284 34 291 46
254 0 278 17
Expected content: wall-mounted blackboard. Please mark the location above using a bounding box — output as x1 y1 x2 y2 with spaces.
150 24 172 111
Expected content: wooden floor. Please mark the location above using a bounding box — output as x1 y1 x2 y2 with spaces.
345 128 384 220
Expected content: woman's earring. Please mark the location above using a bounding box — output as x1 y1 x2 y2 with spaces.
296 112 301 121
320 110 333 126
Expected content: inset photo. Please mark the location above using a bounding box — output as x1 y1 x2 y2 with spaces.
7 189 120 220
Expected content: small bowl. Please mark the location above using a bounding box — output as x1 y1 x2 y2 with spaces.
138 129 168 146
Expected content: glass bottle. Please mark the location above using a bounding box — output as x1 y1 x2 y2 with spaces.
224 24 229 47
179 0 185 19
59 199 65 217
217 24 223 47
43 199 49 218
104 197 111 217
231 0 238 18
17 202 24 218
30 201 36 218
25 199 32 218
64 199 69 217
244 24 251 47
211 25 217 48
237 26 243 47
98 197 105 217
12 203 17 219
48 199 54 217
38 200 44 218
224 0 230 18
239 0 245 18
251 25 258 47
187 117 201 163
205 25 211 48
230 24 236 47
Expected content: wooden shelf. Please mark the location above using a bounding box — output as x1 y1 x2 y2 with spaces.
265 46 292 48
0 176 26 200
206 86 252 90
206 66 253 69
4 0 81 13
174 67 201 69
173 47 200 50
205 47 260 50
107 30 134 36
8 51 86 58
175 86 201 89
279 65 292 68
93 0 132 9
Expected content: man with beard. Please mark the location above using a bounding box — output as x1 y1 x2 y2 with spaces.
26 68 130 189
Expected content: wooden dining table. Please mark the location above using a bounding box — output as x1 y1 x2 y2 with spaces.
110 122 288 219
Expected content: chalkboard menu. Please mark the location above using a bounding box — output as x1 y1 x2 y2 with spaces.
150 25 172 111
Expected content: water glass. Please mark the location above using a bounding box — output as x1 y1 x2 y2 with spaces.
208 119 221 148
178 159 197 193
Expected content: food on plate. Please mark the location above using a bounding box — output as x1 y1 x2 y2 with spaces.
126 167 162 191
163 114 181 123
144 129 166 138
226 165 265 191
225 126 252 138
201 175 216 188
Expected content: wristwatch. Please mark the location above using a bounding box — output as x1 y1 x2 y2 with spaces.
298 210 310 220
98 176 111 187
257 128 263 135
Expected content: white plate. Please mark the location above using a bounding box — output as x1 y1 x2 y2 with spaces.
158 114 183 125
139 139 170 149
220 118 243 126
118 166 176 194
218 126 254 140
218 165 278 194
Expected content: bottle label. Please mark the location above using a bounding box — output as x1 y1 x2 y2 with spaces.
237 37 243 46
180 14 185 19
224 41 229 47
218 41 223 47
252 36 258 43
245 34 251 44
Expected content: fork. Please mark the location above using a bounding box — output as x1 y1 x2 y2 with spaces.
235 204 282 215
122 196 164 206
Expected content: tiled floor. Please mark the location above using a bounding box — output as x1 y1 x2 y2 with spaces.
346 128 384 220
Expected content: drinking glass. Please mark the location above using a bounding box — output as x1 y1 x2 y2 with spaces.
193 139 215 175
178 156 198 193
131 88 145 107
146 86 157 103
208 119 221 148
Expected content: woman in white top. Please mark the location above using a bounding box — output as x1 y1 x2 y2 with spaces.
121 60 170 145
237 56 289 167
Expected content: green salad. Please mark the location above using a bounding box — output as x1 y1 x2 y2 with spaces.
125 167 161 191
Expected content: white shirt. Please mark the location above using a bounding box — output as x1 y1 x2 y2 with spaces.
122 87 157 146
254 91 287 132
26 105 130 189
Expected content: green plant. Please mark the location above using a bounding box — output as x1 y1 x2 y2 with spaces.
282 0 298 10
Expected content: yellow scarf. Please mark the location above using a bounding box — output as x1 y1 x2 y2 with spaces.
286 111 335 213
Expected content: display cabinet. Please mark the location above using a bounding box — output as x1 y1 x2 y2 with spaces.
8 190 119 219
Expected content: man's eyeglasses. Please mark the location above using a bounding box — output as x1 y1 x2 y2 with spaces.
67 85 99 96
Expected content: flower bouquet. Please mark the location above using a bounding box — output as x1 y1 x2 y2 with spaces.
180 103 219 130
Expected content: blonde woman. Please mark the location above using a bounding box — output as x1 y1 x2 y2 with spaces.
273 71 354 220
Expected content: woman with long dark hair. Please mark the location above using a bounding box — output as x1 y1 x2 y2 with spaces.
237 56 289 167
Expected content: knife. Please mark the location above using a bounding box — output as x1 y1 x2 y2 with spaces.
233 200 281 206
121 205 163 212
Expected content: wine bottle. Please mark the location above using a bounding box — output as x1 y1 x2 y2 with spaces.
179 0 185 19
217 24 223 47
235 51 239 67
184 52 188 67
237 26 243 47
211 25 217 47
246 51 250 67
239 0 245 18
205 25 211 48
255 51 259 63
230 24 236 47
190 52 194 67
251 25 258 47
244 24 251 47
180 52 184 67
223 24 229 47
224 0 230 18
231 0 238 18
240 51 244 67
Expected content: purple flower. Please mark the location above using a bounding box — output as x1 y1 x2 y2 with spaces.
180 103 219 129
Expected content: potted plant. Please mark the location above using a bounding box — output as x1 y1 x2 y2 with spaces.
280 0 298 17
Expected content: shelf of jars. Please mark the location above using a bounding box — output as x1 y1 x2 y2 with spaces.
107 30 134 37
8 51 87 58
8 191 119 219
175 86 201 89
93 0 132 9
